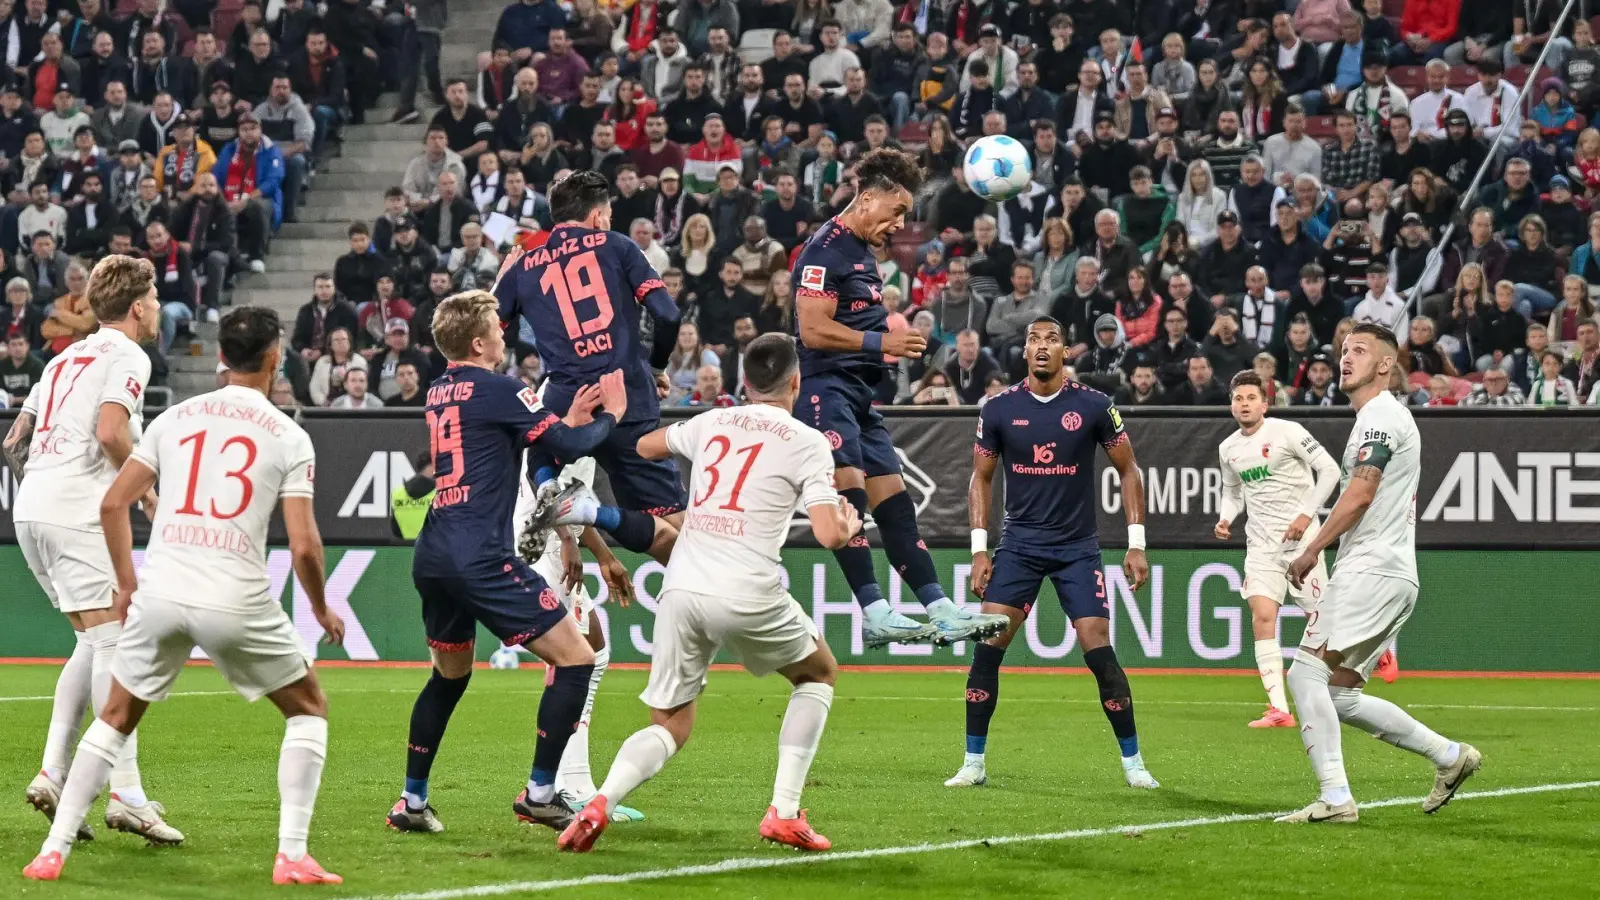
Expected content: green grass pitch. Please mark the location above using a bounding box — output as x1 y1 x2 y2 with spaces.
2 664 1598 899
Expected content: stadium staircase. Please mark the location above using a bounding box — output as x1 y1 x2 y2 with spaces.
165 4 503 399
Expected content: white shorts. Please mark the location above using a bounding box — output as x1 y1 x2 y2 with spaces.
112 594 312 703
1303 570 1418 680
1241 548 1327 613
16 521 115 614
533 549 596 636
641 588 820 710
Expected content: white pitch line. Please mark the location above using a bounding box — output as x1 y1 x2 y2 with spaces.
349 780 1600 900
0 690 1594 713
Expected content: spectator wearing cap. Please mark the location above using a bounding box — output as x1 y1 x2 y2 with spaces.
130 32 196 109
167 170 235 316
335 220 391 309
1429 110 1489 196
212 113 285 270
446 221 500 292
1076 112 1139 199
1543 176 1586 254
0 277 44 350
106 139 148 211
1389 211 1437 297
198 80 239 150
288 27 347 163
403 125 467 211
706 166 758 252
369 316 431 400
385 215 439 302
960 24 1019 96
29 33 81 112
1279 263 1344 349
1195 209 1258 303
953 58 996 140
58 126 106 204
91 80 144 152
1345 48 1408 145
153 113 215 200
80 33 131 106
231 28 280 109
40 85 92 161
137 92 182 157
1294 351 1347 404
256 74 316 221
64 169 115 255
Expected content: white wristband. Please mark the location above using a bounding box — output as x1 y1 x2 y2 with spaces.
1127 524 1146 551
971 528 988 555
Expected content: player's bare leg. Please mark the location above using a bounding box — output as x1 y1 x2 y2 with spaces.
514 617 596 831
863 472 1008 646
26 625 96 842
1075 617 1158 788
947 603 1027 788
265 673 341 885
390 646 473 833
1278 645 1478 824
1247 595 1296 728
553 617 645 822
560 700 693 853
23 677 177 882
68 606 177 844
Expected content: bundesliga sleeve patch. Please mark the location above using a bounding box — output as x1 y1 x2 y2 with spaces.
800 265 827 291
516 387 542 413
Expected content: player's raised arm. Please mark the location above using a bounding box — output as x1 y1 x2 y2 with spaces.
525 371 627 460
1099 404 1149 591
968 406 1002 598
795 283 927 359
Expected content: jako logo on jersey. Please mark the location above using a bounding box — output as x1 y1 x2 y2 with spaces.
1239 464 1271 484
1061 411 1082 431
1032 442 1056 464
800 265 826 291
1011 419 1029 426
823 430 843 449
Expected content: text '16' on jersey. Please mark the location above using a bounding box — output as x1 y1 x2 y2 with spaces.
792 218 889 379
492 224 677 424
976 382 1127 554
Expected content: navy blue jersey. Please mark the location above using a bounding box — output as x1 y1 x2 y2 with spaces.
975 381 1127 553
414 364 613 567
493 224 677 424
792 218 889 379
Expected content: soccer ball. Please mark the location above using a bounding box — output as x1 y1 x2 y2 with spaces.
962 135 1033 202
489 647 522 670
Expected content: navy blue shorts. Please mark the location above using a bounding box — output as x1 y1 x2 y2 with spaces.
985 544 1110 622
592 417 687 516
796 370 902 477
413 557 569 651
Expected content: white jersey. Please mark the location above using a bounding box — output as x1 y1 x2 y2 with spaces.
1334 391 1420 585
14 328 151 531
661 404 837 600
1218 418 1338 551
130 385 317 611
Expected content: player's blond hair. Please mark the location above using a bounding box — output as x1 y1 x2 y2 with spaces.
432 290 499 362
87 254 155 322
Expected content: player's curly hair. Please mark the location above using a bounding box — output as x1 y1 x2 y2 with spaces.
86 254 155 322
433 290 500 362
855 147 923 197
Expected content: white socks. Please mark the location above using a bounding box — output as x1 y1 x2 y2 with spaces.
557 646 608 797
42 632 94 782
597 724 677 816
43 719 127 858
1254 639 1288 713
84 621 146 806
772 683 834 819
278 716 329 862
1286 656 1351 805
1331 688 1459 767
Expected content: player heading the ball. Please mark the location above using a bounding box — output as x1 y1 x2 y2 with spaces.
793 146 1010 648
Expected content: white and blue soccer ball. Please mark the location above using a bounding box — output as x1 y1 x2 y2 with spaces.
962 135 1033 202
489 646 522 670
